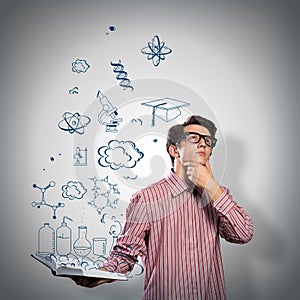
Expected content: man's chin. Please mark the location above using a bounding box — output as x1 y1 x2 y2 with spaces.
199 157 208 166
191 158 206 165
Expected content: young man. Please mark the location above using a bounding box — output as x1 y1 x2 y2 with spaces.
72 115 254 299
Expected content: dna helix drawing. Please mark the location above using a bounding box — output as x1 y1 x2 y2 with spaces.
110 59 134 91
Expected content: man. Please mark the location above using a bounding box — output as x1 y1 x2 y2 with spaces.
72 115 254 299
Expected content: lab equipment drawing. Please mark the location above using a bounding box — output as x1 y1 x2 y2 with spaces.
31 181 65 219
96 90 123 133
92 237 108 256
61 180 87 200
108 217 123 253
88 175 120 217
73 225 92 258
141 35 173 67
73 147 88 166
58 112 91 135
99 214 124 260
56 216 73 257
38 223 55 256
141 97 190 126
71 59 90 74
34 219 143 278
98 140 144 170
110 60 134 91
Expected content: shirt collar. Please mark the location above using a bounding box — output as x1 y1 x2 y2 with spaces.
166 169 193 197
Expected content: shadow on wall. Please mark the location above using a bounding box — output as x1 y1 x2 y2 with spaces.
221 135 285 300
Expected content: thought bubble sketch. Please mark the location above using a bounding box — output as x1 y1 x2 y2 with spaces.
98 140 144 170
71 59 90 74
61 181 87 200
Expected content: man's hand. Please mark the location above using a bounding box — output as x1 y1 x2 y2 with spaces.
52 267 117 288
184 160 223 201
69 276 116 288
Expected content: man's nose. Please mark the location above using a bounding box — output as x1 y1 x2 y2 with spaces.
197 137 206 147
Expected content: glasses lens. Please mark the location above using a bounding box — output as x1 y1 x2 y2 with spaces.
184 132 216 147
207 136 217 147
204 136 213 147
186 133 200 143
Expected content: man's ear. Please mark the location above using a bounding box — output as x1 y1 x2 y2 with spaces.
169 145 180 158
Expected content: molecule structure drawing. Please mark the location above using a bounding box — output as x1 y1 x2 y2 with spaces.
141 35 172 67
58 112 91 135
31 181 65 219
71 59 90 74
87 176 120 217
110 60 134 91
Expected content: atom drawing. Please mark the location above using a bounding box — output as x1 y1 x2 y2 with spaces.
141 35 172 67
58 112 91 135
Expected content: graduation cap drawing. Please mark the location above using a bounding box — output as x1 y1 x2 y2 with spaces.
141 98 190 126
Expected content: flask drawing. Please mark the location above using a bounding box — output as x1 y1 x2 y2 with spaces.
38 223 55 256
56 216 73 256
73 225 92 258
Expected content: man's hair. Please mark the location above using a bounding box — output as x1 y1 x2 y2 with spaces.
166 115 217 166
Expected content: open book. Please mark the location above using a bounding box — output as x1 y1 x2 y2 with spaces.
31 253 128 281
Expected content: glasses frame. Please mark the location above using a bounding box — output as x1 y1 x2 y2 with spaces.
176 131 217 148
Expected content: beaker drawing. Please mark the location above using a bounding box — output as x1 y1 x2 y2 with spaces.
73 225 92 258
38 223 55 256
93 237 107 256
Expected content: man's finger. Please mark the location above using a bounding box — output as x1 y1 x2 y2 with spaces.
206 160 211 169
85 278 116 288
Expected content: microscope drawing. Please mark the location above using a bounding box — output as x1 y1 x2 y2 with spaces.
96 90 123 133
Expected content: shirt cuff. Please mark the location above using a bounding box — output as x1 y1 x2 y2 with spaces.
213 187 235 215
102 261 117 272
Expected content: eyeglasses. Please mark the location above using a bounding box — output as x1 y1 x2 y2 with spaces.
177 132 217 147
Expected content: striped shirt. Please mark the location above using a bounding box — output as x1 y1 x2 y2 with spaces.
103 170 253 300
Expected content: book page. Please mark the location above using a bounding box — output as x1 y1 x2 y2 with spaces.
31 253 127 281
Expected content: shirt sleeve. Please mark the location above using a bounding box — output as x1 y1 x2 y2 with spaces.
213 187 254 244
102 191 150 274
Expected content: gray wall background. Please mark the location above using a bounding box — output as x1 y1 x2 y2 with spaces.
0 0 299 299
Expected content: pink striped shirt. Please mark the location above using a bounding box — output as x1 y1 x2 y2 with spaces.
103 170 253 300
